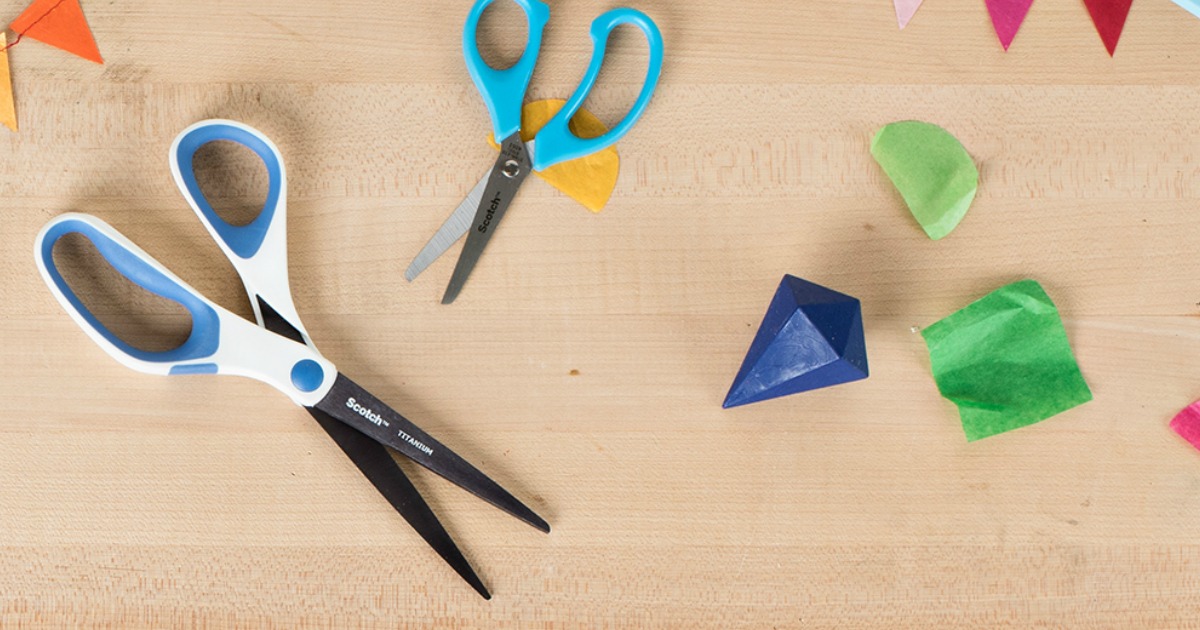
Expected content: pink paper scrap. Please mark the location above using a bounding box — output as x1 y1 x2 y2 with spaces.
1170 400 1200 450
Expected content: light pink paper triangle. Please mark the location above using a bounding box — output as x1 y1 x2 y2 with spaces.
894 0 924 29
985 0 1036 50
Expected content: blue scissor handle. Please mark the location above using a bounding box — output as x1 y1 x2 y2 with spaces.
35 214 221 368
463 0 551 141
35 213 337 404
171 120 285 260
170 119 309 341
530 8 664 171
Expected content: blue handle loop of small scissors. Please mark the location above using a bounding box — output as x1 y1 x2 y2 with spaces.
172 120 286 260
530 8 664 171
463 0 551 142
36 214 221 368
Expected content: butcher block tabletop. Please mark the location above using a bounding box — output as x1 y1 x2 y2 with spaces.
4 0 1200 627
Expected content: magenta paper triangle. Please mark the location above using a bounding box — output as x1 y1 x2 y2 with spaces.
985 0 1035 50
894 0 924 28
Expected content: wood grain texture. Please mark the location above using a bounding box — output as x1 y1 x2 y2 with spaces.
4 0 1200 627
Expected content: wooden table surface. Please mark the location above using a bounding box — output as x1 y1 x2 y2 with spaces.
4 0 1200 627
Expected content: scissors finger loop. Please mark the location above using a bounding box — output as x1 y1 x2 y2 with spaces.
171 120 287 260
530 8 664 171
463 0 551 141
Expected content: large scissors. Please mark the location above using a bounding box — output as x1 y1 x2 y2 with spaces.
405 0 664 303
34 120 548 599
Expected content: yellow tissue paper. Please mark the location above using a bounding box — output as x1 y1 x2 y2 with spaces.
487 99 619 213
0 34 15 132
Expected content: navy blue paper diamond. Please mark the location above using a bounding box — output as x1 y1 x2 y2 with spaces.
723 275 868 408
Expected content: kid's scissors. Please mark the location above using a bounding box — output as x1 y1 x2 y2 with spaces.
35 120 548 599
405 0 664 303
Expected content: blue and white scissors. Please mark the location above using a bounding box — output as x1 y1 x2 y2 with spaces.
34 119 548 600
405 0 664 303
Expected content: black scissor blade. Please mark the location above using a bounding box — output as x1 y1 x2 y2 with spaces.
313 372 551 534
441 134 532 304
306 407 491 600
257 296 306 344
257 298 490 596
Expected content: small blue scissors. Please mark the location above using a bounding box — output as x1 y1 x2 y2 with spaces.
35 120 548 599
405 0 665 303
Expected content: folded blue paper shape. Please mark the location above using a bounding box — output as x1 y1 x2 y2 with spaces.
724 275 869 408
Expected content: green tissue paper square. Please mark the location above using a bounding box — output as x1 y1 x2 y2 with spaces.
921 279 1092 441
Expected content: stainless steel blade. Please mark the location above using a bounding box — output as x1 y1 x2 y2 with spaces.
405 174 491 282
441 133 533 304
311 372 551 533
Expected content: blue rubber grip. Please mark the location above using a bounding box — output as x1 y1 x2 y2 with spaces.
39 217 221 364
463 0 550 141
530 8 664 171
174 122 284 259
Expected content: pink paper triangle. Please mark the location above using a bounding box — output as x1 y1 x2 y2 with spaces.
894 0 924 29
985 0 1036 50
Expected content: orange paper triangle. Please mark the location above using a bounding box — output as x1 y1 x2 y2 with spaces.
10 0 103 64
0 33 16 131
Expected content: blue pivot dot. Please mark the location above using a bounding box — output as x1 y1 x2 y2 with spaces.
290 359 324 392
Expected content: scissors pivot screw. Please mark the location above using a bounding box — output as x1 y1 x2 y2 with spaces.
501 159 521 179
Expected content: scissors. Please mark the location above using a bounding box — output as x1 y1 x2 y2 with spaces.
34 119 548 600
405 0 664 303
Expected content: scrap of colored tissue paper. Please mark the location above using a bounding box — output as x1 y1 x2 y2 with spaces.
1170 401 1200 450
487 99 619 213
1172 0 1200 19
0 34 14 131
0 0 103 131
922 279 1093 442
871 121 978 240
985 0 1035 50
1082 0 1132 56
893 0 924 29
10 0 103 63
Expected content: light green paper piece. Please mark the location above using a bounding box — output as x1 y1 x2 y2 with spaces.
871 121 978 240
921 280 1092 442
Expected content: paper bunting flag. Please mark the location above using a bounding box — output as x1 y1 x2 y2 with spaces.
10 0 103 64
0 0 103 130
0 33 15 132
1082 0 1132 56
1171 0 1200 20
893 0 924 29
984 0 1035 50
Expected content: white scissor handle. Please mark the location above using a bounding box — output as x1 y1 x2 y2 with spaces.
35 213 336 406
169 119 310 344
